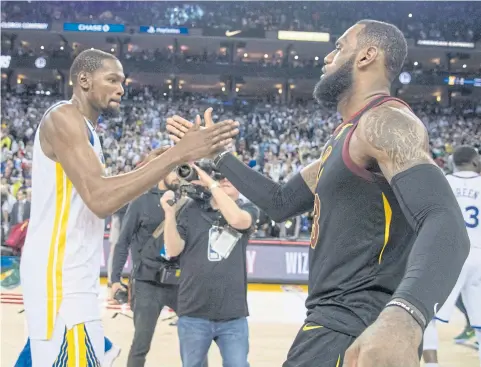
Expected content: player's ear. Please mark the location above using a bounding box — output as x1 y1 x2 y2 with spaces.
78 71 91 90
357 46 378 69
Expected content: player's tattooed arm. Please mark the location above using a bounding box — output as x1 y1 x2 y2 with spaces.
300 159 322 194
357 105 434 182
356 104 469 330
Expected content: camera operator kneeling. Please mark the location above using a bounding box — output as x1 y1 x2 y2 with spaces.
110 172 185 367
161 164 259 367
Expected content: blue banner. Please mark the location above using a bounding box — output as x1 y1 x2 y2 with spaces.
63 23 125 33
139 26 189 35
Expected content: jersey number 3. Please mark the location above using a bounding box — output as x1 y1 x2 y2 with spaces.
310 194 321 249
465 206 479 228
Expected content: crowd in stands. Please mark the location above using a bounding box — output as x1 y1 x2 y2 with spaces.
2 2 480 42
2 89 480 241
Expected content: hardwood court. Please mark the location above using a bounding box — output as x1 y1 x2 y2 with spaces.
1 285 478 367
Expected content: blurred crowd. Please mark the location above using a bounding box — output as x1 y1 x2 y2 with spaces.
2 90 480 241
2 1 480 42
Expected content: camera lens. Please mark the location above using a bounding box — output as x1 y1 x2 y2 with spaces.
177 164 192 179
176 164 198 181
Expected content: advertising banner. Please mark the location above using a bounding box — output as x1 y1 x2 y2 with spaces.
444 76 481 87
416 39 475 49
63 23 125 33
277 30 330 42
202 28 265 39
139 26 189 35
1 22 50 30
100 238 310 284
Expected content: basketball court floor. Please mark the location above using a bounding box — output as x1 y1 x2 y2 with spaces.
1 282 477 366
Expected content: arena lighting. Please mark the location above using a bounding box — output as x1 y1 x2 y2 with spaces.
235 87 240 92
110 48 115 52
40 46 44 50
243 53 248 58
416 39 475 49
0 55 11 68
463 64 467 69
294 55 299 60
221 86 226 92
408 13 413 18
398 72 412 85
315 56 319 61
34 57 47 69
264 54 268 59
278 30 330 42
413 61 418 66
60 46 64 50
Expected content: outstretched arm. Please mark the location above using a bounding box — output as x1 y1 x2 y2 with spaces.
166 110 316 223
214 152 317 222
42 104 238 219
358 105 469 334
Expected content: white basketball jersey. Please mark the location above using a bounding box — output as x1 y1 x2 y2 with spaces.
20 101 105 340
446 171 481 249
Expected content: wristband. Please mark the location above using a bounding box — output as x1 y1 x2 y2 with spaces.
385 298 426 330
213 151 229 167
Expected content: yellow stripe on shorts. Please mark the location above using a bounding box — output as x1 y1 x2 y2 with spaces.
53 324 100 367
46 163 72 339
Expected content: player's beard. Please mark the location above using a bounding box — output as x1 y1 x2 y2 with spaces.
165 180 180 192
313 55 355 104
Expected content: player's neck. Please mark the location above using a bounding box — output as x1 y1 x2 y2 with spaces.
337 85 391 121
70 94 100 127
454 165 478 174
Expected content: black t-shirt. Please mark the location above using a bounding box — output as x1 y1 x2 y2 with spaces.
176 199 259 321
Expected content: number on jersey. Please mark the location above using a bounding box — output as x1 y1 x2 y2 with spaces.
464 206 479 228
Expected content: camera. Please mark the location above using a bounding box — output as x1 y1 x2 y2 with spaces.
176 160 225 182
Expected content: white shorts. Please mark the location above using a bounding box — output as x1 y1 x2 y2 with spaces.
436 248 481 328
29 315 104 367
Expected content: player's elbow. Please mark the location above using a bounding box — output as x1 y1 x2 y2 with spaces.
423 206 470 260
89 204 110 219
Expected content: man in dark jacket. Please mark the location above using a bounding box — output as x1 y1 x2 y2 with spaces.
110 170 181 367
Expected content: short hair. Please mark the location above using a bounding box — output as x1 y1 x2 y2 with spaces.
70 49 118 86
356 20 408 82
453 145 479 167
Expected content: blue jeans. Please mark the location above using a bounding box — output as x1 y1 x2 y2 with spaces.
177 316 250 367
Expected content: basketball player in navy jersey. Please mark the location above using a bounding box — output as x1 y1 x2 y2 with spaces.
166 20 470 366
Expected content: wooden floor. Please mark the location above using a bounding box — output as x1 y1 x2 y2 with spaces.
1 286 478 367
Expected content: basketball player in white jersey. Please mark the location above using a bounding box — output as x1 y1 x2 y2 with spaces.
423 145 481 366
19 48 239 367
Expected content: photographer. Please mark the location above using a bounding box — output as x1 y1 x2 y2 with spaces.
161 163 259 367
110 171 184 367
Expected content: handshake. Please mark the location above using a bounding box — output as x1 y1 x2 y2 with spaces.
161 107 238 164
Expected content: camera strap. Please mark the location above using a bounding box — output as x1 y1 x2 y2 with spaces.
152 196 192 239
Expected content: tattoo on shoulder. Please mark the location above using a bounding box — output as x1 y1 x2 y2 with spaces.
362 106 432 179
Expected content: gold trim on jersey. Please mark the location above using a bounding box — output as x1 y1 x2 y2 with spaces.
46 163 73 339
378 193 392 264
334 123 353 140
